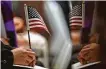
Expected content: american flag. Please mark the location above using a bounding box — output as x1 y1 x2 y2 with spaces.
27 6 49 33
69 2 82 27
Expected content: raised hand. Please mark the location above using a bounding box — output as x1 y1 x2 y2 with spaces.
11 47 36 66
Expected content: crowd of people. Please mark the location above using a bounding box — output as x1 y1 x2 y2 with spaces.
1 1 106 69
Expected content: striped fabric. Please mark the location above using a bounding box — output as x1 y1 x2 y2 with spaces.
69 1 82 27
1 1 17 47
27 6 50 34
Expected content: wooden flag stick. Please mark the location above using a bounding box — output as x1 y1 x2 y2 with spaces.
27 30 31 49
24 4 31 49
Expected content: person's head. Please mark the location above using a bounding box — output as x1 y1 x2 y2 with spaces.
70 23 82 46
70 29 81 46
13 16 25 33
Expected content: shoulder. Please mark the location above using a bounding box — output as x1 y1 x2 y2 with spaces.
1 42 14 69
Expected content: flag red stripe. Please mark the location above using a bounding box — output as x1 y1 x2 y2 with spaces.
29 21 45 26
29 25 47 29
70 23 82 26
70 22 82 24
30 26 46 29
70 18 82 20
29 20 42 23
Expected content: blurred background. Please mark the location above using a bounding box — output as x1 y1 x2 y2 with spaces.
1 1 106 69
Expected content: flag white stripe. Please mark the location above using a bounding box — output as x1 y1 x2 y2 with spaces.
29 25 49 33
70 20 82 23
29 22 45 26
70 16 82 19
29 18 46 26
29 25 47 29
70 23 82 26
29 25 50 34
29 18 42 22
69 18 82 21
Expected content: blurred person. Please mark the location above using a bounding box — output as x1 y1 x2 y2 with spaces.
67 23 82 69
69 1 100 66
77 1 106 67
1 38 36 69
70 28 81 46
1 15 36 68
53 1 83 69
68 1 82 68
1 1 35 69
13 16 29 48
13 16 48 67
13 16 25 33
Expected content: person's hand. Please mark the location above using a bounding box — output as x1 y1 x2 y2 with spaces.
78 43 100 65
11 47 36 67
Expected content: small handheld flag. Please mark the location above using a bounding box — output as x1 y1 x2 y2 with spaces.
69 1 82 27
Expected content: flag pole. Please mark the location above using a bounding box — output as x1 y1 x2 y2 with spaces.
82 1 85 28
24 4 31 49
